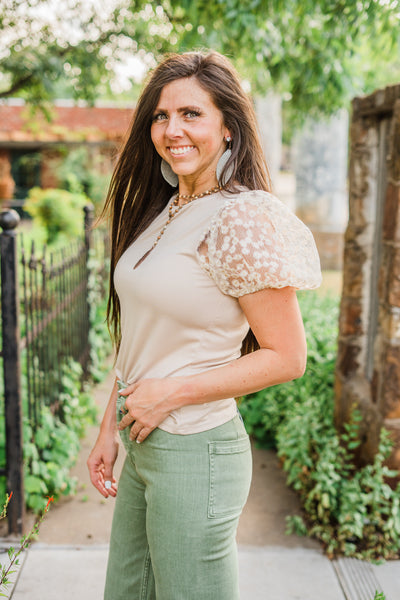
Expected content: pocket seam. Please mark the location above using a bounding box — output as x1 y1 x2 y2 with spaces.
208 437 250 455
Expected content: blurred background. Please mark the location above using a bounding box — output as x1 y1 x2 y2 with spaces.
1 0 400 268
1 0 400 566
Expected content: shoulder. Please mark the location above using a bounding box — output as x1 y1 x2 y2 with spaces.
197 189 322 296
209 189 295 222
203 189 308 243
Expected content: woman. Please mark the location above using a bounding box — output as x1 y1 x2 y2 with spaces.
87 51 321 600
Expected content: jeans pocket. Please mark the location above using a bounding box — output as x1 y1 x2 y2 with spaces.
208 436 252 519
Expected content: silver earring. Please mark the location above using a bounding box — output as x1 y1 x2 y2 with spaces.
161 159 178 187
216 148 234 186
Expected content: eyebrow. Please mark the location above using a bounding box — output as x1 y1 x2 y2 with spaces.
153 105 202 115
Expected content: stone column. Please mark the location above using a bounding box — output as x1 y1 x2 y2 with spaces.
335 84 400 471
377 98 400 470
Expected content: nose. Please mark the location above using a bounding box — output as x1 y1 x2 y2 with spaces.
165 114 182 138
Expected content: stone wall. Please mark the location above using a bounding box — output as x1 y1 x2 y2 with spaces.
311 231 344 271
255 93 282 184
336 84 400 471
292 111 349 271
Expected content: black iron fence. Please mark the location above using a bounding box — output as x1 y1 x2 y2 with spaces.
0 205 108 534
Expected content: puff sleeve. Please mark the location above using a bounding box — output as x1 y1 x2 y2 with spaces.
196 190 322 297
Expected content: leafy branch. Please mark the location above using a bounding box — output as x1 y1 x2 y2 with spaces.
0 494 53 598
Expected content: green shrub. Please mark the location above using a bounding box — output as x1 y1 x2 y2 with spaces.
241 291 400 560
281 400 400 559
24 187 90 244
240 292 338 448
56 146 111 213
23 359 98 513
21 264 110 513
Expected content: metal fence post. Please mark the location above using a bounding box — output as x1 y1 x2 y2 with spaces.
83 205 94 376
0 209 24 535
84 204 94 253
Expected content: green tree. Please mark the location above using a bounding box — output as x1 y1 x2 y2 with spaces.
0 0 173 104
164 0 400 115
1 0 399 115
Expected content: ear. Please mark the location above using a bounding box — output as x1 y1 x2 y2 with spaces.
224 129 232 142
224 128 232 141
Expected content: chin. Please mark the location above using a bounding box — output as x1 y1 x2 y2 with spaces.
174 168 198 178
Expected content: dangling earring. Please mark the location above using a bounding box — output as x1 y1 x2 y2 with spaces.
161 159 178 187
216 136 233 186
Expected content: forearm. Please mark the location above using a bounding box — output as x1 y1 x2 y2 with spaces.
88 376 120 497
99 377 119 435
174 346 306 409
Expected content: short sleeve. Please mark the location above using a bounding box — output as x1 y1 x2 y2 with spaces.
196 190 322 297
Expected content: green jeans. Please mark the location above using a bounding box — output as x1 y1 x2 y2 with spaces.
104 388 252 600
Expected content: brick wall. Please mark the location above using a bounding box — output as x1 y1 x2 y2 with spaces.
0 103 131 199
0 104 133 143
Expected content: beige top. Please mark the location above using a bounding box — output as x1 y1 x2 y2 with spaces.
114 189 322 434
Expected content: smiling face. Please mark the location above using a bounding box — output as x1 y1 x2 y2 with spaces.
150 77 231 195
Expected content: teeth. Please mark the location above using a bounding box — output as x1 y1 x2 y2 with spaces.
169 146 194 156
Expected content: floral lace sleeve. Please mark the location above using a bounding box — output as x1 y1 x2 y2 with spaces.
196 190 322 297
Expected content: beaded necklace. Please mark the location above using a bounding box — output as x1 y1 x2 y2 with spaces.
133 185 221 269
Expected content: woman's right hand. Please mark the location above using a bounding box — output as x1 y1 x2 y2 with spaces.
87 432 119 498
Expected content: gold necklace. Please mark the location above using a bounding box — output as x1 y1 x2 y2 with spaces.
133 185 221 269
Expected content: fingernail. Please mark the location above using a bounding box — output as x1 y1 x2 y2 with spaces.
105 481 112 489
136 440 141 444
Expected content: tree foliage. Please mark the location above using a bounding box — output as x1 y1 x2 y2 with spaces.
165 0 400 115
0 0 174 104
0 0 399 115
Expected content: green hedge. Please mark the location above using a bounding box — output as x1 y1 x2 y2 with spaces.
240 292 400 560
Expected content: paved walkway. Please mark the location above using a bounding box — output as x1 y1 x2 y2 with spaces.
2 369 399 599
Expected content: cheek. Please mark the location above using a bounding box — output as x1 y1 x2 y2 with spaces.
150 126 161 151
198 123 226 154
198 131 223 154
204 137 225 157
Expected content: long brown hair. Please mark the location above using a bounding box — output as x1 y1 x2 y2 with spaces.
103 51 271 353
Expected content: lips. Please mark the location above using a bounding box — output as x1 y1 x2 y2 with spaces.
169 145 195 156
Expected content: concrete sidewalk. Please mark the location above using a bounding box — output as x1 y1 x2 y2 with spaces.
2 368 399 599
4 543 400 599
6 545 346 600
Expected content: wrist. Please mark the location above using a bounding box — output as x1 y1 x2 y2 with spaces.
172 375 203 409
98 426 119 443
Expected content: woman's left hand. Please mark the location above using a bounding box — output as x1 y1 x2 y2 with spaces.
118 378 183 443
